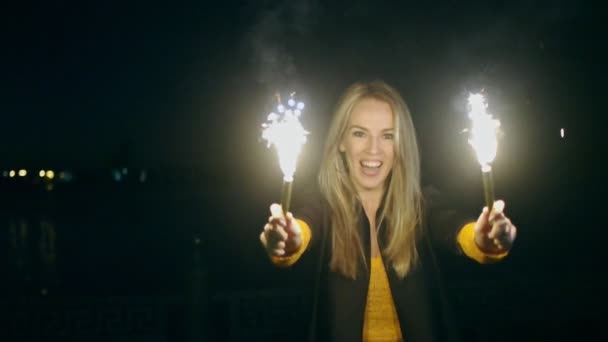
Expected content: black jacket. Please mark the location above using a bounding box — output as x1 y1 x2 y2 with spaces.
293 186 469 341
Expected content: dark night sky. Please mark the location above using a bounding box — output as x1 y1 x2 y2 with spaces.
3 1 603 168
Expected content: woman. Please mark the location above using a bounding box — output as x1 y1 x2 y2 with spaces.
259 80 517 341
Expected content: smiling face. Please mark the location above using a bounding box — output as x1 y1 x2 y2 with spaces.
339 98 395 196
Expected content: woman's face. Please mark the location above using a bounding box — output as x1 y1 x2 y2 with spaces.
340 98 395 195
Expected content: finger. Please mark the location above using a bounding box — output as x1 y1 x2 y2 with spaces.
267 224 288 242
492 222 516 250
285 212 301 235
270 248 285 256
259 231 267 246
493 238 504 250
269 216 287 229
269 204 287 228
509 224 517 244
488 217 510 239
475 206 491 234
490 200 505 220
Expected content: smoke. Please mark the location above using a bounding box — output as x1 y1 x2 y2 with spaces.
245 0 319 89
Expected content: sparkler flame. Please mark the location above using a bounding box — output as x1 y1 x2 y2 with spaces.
467 93 501 171
261 95 308 182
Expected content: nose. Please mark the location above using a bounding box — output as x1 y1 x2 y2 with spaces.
366 136 381 154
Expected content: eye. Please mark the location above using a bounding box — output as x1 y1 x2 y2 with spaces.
353 131 365 138
383 133 394 140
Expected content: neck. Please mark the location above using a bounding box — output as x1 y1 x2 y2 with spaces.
359 188 384 223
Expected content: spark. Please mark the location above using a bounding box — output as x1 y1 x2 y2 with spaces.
261 94 308 182
467 93 501 171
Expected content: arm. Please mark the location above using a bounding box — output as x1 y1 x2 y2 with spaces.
269 219 312 267
260 189 326 267
424 186 514 264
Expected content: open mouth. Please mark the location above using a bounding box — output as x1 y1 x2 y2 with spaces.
360 160 382 169
360 160 383 176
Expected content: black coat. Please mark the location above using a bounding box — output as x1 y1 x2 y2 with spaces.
293 186 469 342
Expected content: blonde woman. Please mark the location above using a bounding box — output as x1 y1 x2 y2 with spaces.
260 80 517 341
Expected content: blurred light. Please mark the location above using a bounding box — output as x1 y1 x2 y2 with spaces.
139 170 147 183
560 128 565 138
122 167 128 175
9 170 15 178
267 112 278 121
59 171 73 182
39 170 46 177
46 170 55 179
46 183 54 191
112 170 122 182
18 169 27 177
2 171 8 177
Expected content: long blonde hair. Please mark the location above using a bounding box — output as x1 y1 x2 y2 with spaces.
318 80 422 279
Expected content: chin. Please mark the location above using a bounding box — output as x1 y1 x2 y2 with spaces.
356 177 387 192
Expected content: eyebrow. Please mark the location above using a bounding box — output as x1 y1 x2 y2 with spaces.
349 125 394 132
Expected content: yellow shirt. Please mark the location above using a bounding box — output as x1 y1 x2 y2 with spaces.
362 256 403 341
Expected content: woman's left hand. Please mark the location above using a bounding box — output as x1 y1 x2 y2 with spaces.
474 200 517 254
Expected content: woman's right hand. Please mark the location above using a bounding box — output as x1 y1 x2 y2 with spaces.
259 203 302 256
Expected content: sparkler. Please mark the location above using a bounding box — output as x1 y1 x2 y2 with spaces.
261 93 308 215
467 93 501 215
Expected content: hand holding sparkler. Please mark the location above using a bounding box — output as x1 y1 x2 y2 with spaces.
260 203 303 256
467 93 517 253
473 199 517 253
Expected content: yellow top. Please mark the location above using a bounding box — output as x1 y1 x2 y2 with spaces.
362 256 403 341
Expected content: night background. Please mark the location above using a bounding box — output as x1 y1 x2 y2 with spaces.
1 0 605 341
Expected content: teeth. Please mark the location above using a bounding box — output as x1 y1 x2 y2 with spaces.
361 161 382 168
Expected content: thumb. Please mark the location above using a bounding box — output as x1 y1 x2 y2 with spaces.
285 212 301 235
270 203 284 220
490 200 505 222
475 206 491 233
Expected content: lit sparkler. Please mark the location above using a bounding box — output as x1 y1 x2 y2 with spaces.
467 93 501 215
261 93 308 215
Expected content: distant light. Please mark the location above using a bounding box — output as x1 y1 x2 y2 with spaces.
139 170 147 183
39 170 46 177
560 128 565 138
2 171 8 177
112 170 122 182
59 171 73 182
9 170 15 178
18 169 27 177
46 170 55 179
122 168 128 175
46 183 54 191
